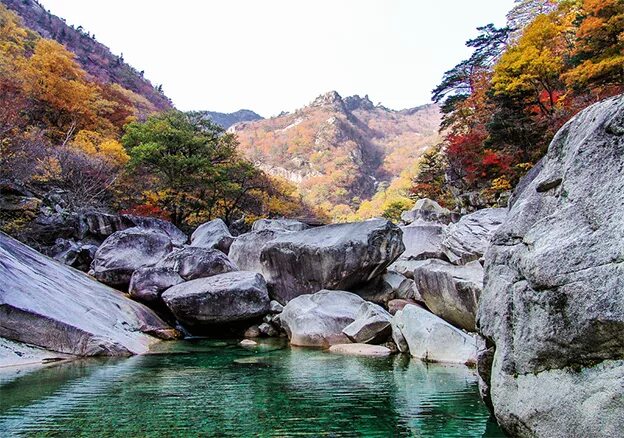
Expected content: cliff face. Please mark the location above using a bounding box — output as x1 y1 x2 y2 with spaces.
3 0 172 111
231 91 441 215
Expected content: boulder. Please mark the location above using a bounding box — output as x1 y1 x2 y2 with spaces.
228 229 286 273
0 231 176 357
400 222 448 261
251 218 310 232
352 270 420 305
278 290 364 347
413 259 483 331
269 300 284 314
393 304 479 365
261 219 405 303
190 218 235 254
478 95 624 437
90 227 174 288
128 267 184 306
342 302 392 344
400 198 454 225
328 344 391 357
161 271 270 328
156 247 238 281
441 208 506 265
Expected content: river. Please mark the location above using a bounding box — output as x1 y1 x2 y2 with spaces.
0 339 503 437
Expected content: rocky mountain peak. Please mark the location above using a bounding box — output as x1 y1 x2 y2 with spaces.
310 91 346 110
343 94 375 111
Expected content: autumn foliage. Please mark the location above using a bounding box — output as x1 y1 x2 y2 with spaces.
420 0 624 210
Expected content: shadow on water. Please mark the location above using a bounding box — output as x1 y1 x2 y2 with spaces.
0 339 505 437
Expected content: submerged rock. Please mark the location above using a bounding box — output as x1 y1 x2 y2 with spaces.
190 218 235 254
90 227 174 289
161 271 270 329
0 231 175 357
261 219 404 303
412 259 483 332
393 304 479 365
329 343 391 357
478 95 624 437
441 208 506 265
279 290 364 347
156 247 238 281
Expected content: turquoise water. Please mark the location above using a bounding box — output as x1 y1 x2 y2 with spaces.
0 339 504 437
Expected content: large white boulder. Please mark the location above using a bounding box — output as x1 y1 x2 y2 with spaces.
393 304 479 365
260 219 404 303
412 259 483 332
0 231 175 357
278 290 364 347
478 95 624 437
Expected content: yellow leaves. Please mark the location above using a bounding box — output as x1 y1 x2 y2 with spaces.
22 39 98 124
32 156 62 183
70 130 129 165
492 14 566 97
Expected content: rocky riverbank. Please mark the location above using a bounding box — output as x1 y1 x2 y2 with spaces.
1 93 623 437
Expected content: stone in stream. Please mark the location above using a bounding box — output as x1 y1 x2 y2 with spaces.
161 271 270 329
412 259 483 332
329 344 391 357
0 231 177 357
128 267 185 306
441 208 506 265
251 218 309 232
342 302 392 344
156 246 238 281
260 219 405 303
478 95 624 437
278 290 365 347
190 218 235 254
393 304 480 365
387 298 421 316
90 227 174 289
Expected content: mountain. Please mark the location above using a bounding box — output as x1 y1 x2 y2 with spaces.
231 91 441 218
2 0 172 112
200 109 263 129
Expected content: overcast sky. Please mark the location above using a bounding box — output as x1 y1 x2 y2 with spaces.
40 0 514 116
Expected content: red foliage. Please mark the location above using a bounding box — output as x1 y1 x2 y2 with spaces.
120 204 171 221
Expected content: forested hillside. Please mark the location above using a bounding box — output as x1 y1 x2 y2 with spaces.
232 92 441 221
0 2 315 239
2 0 171 111
415 0 624 211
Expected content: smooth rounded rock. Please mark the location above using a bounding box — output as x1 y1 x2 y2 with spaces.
90 227 174 289
162 271 270 329
190 218 235 254
156 246 238 281
261 219 405 303
329 344 391 357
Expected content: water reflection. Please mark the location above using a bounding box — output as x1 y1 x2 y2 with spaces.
0 339 503 437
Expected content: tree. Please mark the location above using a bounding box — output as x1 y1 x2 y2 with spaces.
122 110 267 227
564 0 624 92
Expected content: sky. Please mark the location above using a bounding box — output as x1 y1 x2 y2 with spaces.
40 0 515 117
